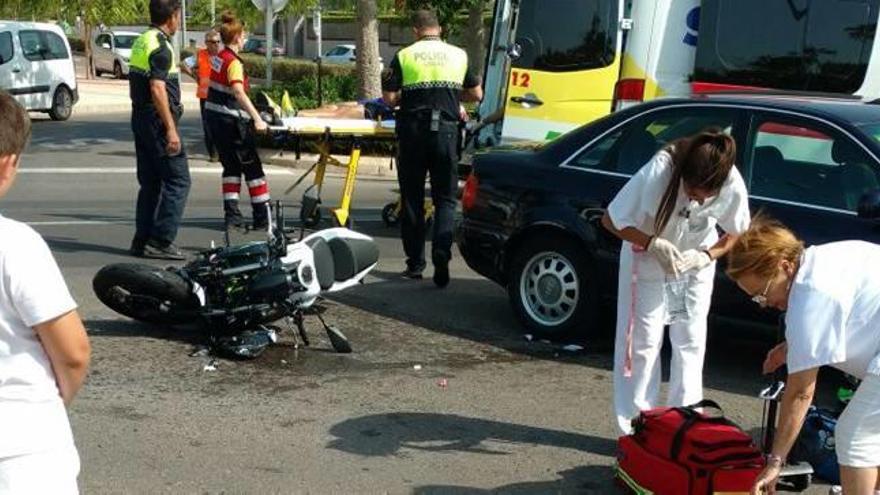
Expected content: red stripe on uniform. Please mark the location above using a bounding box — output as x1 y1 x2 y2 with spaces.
223 183 241 193
248 183 269 197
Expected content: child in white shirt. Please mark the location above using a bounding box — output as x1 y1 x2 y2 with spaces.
0 90 91 493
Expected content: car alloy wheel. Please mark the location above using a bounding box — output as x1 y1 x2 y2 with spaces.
519 250 579 327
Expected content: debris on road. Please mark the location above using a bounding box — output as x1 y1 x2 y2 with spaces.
203 360 218 372
523 334 534 342
189 346 210 357
413 364 422 371
437 378 448 388
562 344 584 352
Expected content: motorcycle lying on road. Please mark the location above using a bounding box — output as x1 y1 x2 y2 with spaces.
93 202 379 359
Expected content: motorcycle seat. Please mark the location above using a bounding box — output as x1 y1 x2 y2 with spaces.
305 237 336 290
327 237 379 282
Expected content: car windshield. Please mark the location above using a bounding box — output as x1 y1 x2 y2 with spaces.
114 35 137 49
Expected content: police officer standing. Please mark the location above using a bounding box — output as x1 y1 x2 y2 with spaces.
128 0 191 260
382 8 483 288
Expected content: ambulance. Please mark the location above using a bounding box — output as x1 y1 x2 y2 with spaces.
477 0 880 145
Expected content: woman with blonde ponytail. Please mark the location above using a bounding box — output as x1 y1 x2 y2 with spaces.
726 216 880 495
205 10 272 229
601 129 751 435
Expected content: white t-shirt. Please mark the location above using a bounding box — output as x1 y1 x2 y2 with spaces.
607 150 751 280
786 241 880 379
607 149 751 249
0 214 78 457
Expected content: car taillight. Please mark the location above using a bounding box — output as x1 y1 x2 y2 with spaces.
462 172 479 211
613 78 645 111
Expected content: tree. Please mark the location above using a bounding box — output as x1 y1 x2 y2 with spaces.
58 0 147 79
355 0 382 99
397 0 489 74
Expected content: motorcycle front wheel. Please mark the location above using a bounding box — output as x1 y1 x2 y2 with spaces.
93 263 198 324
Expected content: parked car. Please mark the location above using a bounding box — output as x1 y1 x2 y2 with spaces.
458 95 880 338
242 37 284 57
91 29 140 79
0 21 78 120
321 44 383 68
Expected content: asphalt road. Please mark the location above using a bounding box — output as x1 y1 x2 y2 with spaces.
10 112 835 493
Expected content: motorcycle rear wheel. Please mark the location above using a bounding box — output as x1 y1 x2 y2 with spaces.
93 263 198 324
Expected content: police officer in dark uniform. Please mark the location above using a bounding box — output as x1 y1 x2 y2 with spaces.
128 0 191 260
382 8 483 288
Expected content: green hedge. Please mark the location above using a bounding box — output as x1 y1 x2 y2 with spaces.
242 54 358 110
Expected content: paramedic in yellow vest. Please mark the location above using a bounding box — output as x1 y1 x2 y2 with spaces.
205 11 270 230
382 8 483 288
181 29 221 162
127 0 190 260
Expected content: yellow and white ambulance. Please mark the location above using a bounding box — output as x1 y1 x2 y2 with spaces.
477 0 880 145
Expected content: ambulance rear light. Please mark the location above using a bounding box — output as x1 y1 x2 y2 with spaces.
462 172 479 211
613 78 645 111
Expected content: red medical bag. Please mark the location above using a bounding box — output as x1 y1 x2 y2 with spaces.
616 400 764 495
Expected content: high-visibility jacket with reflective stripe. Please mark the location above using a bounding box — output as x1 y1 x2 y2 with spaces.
206 48 250 119
128 27 180 110
196 48 212 99
397 38 468 91
391 36 470 119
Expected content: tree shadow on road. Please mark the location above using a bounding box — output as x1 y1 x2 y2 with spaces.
414 465 619 494
327 410 616 458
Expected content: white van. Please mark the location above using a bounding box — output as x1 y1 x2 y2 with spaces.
92 29 140 79
0 21 78 120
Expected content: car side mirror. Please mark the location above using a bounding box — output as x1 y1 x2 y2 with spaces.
507 42 522 61
857 189 880 219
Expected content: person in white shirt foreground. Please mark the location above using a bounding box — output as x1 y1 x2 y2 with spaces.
0 90 91 493
601 129 751 435
726 215 880 495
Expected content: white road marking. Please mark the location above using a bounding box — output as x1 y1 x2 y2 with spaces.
20 167 300 175
25 216 383 226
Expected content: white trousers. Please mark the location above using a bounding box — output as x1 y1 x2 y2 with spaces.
0 444 79 495
836 373 880 467
613 244 715 435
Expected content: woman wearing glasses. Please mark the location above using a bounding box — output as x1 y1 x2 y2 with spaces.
601 129 751 435
726 216 880 494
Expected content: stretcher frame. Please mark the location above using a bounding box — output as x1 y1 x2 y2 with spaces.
270 120 397 228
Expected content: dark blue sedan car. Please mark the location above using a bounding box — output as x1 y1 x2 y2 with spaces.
458 95 880 338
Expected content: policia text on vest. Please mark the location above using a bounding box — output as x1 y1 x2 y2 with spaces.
127 15 192 260
382 10 483 287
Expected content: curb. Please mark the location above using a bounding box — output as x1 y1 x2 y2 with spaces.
258 148 397 180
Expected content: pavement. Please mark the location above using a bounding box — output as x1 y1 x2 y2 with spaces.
14 114 840 492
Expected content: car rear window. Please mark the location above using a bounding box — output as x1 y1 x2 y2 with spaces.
695 0 880 94
0 32 12 65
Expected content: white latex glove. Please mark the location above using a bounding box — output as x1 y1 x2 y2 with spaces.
676 249 712 273
647 237 684 276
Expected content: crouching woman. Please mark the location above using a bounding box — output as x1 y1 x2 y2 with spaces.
726 216 880 494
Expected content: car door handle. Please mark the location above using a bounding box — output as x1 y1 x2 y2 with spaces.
11 67 20 73
510 95 544 106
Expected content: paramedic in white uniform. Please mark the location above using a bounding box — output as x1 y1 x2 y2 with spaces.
726 216 880 495
601 130 750 435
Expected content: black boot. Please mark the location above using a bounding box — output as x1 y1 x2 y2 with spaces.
224 199 244 228
252 201 270 230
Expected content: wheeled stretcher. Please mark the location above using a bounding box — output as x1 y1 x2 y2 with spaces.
269 116 397 228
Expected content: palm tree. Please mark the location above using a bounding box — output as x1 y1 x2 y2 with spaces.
355 0 382 99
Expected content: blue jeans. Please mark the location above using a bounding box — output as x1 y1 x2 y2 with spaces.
131 108 191 245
